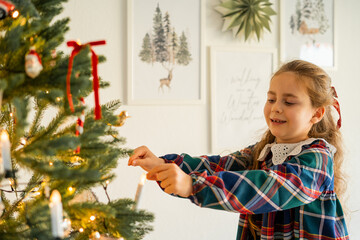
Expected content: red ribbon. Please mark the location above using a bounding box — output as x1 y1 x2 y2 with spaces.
331 86 341 129
66 40 106 120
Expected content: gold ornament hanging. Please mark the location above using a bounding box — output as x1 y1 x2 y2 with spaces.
113 111 130 127
215 0 276 41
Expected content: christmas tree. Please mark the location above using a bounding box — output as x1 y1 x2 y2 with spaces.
0 0 153 239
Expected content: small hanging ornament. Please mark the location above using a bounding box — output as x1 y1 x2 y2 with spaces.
0 0 18 20
25 47 43 78
50 49 57 67
114 111 130 127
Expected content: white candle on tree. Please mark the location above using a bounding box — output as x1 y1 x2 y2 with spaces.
49 190 64 238
1 130 13 177
134 173 147 209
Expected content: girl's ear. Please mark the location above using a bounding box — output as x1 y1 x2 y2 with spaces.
311 106 326 124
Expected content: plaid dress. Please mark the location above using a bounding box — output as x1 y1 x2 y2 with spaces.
161 139 349 239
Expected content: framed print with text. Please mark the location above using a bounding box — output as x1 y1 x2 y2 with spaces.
210 47 277 154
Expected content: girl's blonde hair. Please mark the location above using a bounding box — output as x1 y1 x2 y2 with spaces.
248 60 346 236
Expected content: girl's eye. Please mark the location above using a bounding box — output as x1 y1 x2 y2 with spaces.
267 99 275 103
284 101 295 106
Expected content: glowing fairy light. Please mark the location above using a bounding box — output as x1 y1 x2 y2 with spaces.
67 186 75 194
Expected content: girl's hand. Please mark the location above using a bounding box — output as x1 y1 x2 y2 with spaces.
128 146 165 172
146 163 193 198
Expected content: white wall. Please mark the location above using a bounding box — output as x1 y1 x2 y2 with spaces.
60 0 360 239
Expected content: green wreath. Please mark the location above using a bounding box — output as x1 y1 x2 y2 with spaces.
215 0 277 41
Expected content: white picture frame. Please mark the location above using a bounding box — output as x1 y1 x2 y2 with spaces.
127 0 205 105
210 47 277 154
280 0 336 70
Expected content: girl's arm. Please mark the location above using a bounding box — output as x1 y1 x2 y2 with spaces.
160 146 254 174
142 146 254 198
187 145 334 214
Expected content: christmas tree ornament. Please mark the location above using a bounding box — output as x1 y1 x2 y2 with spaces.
0 0 18 20
215 0 276 41
114 111 130 127
41 179 50 198
25 47 43 78
66 40 106 120
75 97 85 154
90 231 101 239
50 49 57 67
133 173 147 210
1 130 14 178
69 189 97 205
49 190 64 238
62 218 72 237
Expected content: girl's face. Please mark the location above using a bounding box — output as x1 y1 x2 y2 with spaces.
264 72 322 143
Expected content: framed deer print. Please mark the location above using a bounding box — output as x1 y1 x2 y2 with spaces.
210 47 277 154
127 0 205 104
280 0 336 69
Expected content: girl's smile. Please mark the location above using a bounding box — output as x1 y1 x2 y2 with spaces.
270 118 287 124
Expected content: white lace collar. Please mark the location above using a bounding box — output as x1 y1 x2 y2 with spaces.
257 138 336 165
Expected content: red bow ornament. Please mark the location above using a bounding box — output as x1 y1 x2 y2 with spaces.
66 40 106 120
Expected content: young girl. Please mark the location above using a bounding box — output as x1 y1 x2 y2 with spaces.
128 60 349 239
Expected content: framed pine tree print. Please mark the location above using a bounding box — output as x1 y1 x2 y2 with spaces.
127 0 205 104
280 0 336 70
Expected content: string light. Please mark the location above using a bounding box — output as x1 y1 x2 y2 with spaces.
89 215 95 221
105 180 110 185
67 186 75 194
11 10 19 18
79 228 84 233
9 112 13 117
56 97 61 102
20 138 27 145
49 161 53 166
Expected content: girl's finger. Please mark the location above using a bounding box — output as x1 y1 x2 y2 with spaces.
146 173 158 181
128 146 147 165
130 158 145 167
159 178 172 189
156 168 172 181
147 164 171 180
164 185 176 195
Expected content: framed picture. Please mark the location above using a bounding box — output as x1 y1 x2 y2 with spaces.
280 0 336 69
210 47 277 154
127 0 205 105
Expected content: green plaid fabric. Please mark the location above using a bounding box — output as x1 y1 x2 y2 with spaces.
161 139 349 239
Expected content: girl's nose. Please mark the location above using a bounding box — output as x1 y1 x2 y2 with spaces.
271 101 282 113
